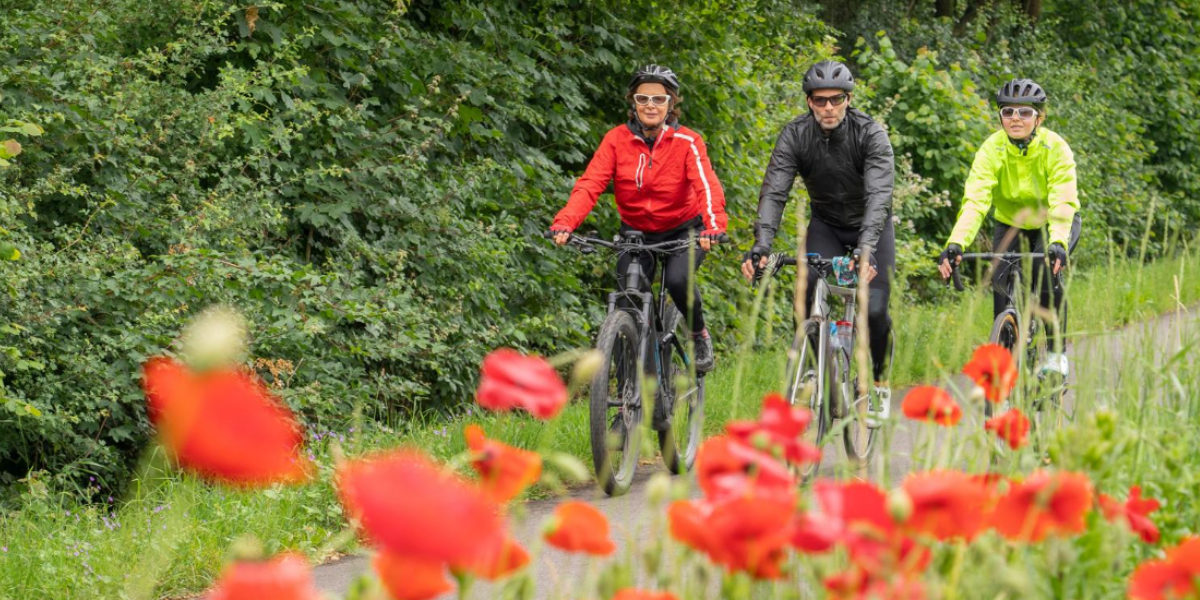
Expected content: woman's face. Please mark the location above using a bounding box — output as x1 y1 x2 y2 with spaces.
1000 104 1044 139
633 82 670 128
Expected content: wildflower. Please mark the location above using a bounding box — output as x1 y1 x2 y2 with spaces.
464 425 543 503
336 449 504 564
612 590 680 600
991 470 1093 541
1129 537 1200 600
452 536 530 580
374 552 453 600
475 349 568 419
1099 485 1161 544
694 436 795 502
962 344 1018 403
984 409 1031 450
205 553 322 600
900 386 961 426
669 493 795 579
725 393 820 466
544 501 616 556
901 470 993 541
141 358 311 486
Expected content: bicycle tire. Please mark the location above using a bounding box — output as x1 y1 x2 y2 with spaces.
590 310 642 496
1027 317 1066 454
783 318 830 480
842 324 883 465
986 309 1021 418
658 302 705 474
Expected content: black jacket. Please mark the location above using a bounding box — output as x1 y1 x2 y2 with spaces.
754 108 895 251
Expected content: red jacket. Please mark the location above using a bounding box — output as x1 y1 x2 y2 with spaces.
552 123 728 234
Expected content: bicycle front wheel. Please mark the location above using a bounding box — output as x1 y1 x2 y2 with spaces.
590 310 642 496
658 302 705 475
1027 317 1066 454
783 318 830 480
842 329 881 466
986 309 1021 419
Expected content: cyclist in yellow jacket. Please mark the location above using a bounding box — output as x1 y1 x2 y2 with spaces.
937 78 1081 377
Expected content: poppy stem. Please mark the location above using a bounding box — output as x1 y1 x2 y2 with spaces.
945 539 967 598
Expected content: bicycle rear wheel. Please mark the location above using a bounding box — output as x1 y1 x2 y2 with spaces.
658 303 705 474
590 310 642 496
783 319 830 480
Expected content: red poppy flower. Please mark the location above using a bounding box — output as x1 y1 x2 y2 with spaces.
962 344 1018 403
374 552 454 600
792 511 839 553
475 348 568 419
141 358 311 486
694 436 796 502
814 480 930 577
612 590 680 600
669 494 795 579
337 449 504 564
206 553 322 600
452 536 530 580
900 386 961 426
544 501 616 556
825 568 926 600
814 479 894 536
991 470 1093 542
1129 537 1200 600
726 393 821 466
901 470 992 541
464 425 542 503
1099 485 1161 544
984 409 1030 449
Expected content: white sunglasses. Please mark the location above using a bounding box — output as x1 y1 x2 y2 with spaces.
633 94 671 107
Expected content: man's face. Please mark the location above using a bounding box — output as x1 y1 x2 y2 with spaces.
807 88 851 131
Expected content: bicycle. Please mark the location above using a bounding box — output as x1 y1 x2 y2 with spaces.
546 230 718 496
948 252 1069 452
765 251 884 479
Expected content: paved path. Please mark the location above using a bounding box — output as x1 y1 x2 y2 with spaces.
312 307 1200 598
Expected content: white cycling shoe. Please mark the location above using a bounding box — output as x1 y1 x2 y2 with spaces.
866 385 891 429
1038 353 1069 378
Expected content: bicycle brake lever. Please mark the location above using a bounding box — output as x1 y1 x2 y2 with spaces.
950 265 965 292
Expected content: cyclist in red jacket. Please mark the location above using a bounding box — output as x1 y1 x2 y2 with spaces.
549 65 728 372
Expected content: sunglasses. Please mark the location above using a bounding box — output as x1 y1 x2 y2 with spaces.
633 94 671 107
1000 107 1039 120
809 93 848 107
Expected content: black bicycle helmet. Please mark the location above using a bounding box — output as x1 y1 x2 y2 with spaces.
628 64 681 94
996 78 1047 108
802 60 856 94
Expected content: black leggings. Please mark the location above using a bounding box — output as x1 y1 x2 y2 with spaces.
804 217 895 381
992 213 1082 344
616 218 707 334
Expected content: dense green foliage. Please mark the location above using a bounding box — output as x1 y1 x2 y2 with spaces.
1 0 1197 496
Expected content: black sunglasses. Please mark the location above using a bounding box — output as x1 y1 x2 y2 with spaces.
809 93 849 107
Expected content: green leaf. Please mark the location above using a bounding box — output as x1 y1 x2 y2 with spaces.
0 139 20 159
20 122 43 137
0 242 18 261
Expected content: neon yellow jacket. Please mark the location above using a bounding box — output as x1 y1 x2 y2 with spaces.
947 127 1080 247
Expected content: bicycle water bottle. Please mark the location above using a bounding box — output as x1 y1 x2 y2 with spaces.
829 322 842 351
835 320 853 352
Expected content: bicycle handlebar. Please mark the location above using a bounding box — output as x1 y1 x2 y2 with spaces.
942 252 1053 293
541 230 730 253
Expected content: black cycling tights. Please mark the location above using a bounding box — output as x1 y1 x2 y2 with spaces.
991 213 1082 347
616 218 707 335
804 217 894 382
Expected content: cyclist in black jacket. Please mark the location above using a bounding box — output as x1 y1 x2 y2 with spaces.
741 59 896 426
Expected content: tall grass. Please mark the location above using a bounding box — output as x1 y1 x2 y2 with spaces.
0 246 1197 599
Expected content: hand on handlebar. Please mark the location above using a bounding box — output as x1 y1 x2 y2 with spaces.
1048 242 1067 275
698 231 725 252
741 245 771 282
937 243 963 279
549 229 571 246
850 247 878 284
